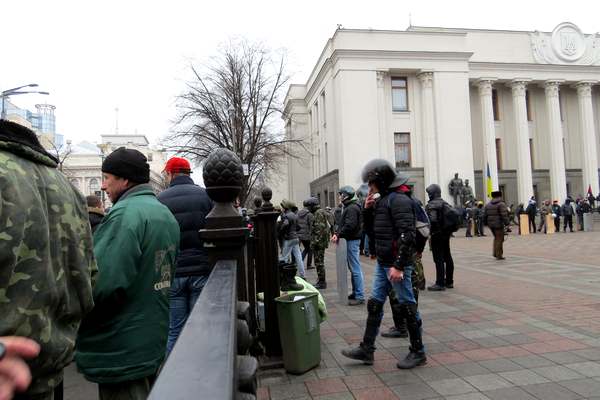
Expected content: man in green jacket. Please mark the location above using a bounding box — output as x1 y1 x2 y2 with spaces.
76 147 180 400
0 120 96 399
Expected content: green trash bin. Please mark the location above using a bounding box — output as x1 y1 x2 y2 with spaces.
275 292 321 374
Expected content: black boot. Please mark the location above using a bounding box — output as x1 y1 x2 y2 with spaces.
341 299 382 365
314 280 327 289
280 263 303 291
341 344 374 365
396 303 427 369
382 303 408 338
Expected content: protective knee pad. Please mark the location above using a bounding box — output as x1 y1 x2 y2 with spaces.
367 298 384 314
399 303 419 324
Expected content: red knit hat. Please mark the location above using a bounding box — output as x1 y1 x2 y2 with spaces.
164 157 192 173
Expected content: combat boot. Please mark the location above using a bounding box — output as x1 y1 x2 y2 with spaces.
314 280 327 289
397 348 427 369
341 344 374 365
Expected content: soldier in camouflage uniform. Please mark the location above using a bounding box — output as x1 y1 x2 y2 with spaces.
306 197 330 289
0 120 96 399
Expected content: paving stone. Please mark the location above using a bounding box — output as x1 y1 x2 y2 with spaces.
428 378 477 396
305 378 348 397
378 370 423 386
269 383 309 400
541 351 588 364
463 374 513 391
352 387 400 400
444 394 492 400
532 365 586 381
477 359 522 373
390 382 440 400
313 392 355 400
521 382 581 400
564 361 600 377
413 366 458 382
498 369 549 386
342 373 384 390
482 387 538 400
558 378 600 397
511 354 556 369
445 362 492 377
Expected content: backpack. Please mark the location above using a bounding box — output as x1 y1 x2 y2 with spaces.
387 192 430 239
441 202 460 233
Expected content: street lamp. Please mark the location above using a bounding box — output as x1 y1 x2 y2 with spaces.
1 84 50 119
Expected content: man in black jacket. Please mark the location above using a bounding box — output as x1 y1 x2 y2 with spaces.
279 199 305 278
483 191 509 260
425 184 455 291
332 186 365 305
86 195 105 233
562 198 575 232
341 159 426 369
157 157 213 353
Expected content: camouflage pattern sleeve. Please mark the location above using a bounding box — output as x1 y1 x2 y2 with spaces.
0 148 96 395
311 209 330 249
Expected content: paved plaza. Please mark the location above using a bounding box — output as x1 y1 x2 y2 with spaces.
257 225 600 400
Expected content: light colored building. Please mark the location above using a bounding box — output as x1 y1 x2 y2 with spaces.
63 134 168 206
3 101 63 149
284 22 600 208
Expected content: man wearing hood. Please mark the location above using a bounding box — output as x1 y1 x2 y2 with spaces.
483 191 509 260
76 147 180 399
341 159 426 369
279 199 305 278
297 200 314 270
425 184 455 291
562 198 575 232
332 186 365 305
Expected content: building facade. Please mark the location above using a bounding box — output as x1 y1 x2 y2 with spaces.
3 101 63 149
284 22 600 208
63 134 168 206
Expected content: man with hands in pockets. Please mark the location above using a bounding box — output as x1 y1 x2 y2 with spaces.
341 159 427 369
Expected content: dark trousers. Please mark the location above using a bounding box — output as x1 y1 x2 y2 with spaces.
491 228 504 259
301 239 312 267
430 233 454 286
554 217 560 232
564 215 573 232
528 214 536 233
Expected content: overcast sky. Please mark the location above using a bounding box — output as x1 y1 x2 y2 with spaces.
2 0 598 146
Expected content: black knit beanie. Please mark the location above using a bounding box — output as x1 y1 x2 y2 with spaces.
101 147 150 183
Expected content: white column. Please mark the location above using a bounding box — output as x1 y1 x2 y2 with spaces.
508 80 534 204
418 71 439 187
544 80 567 202
376 71 390 160
477 79 499 198
575 81 600 196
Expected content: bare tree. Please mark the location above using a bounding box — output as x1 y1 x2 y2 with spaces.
165 39 306 204
48 139 73 172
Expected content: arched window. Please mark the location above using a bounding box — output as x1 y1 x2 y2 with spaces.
69 178 80 190
89 178 100 193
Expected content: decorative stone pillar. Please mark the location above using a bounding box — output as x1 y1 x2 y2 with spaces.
418 71 439 186
544 80 567 202
477 79 499 198
575 81 600 196
199 148 250 301
508 80 534 204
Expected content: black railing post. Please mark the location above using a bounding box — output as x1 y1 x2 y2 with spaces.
253 187 283 357
199 148 251 302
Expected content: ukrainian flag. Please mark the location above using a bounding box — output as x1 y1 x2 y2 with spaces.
486 163 493 200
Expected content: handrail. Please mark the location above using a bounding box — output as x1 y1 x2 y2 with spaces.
149 259 238 400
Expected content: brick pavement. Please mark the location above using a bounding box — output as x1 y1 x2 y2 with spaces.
258 227 600 400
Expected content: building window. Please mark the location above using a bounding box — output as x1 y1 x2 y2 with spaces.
89 178 100 193
529 138 535 169
391 77 408 111
394 132 411 167
526 90 533 121
328 191 335 208
495 138 503 171
492 89 500 121
147 153 153 162
313 102 319 134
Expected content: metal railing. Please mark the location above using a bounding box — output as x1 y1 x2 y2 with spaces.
149 259 256 399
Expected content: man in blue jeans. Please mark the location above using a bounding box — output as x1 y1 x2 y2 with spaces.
279 200 305 278
341 159 427 369
158 157 213 354
332 186 365 306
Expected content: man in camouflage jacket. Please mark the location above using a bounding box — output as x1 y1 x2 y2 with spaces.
0 120 96 399
306 198 330 289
